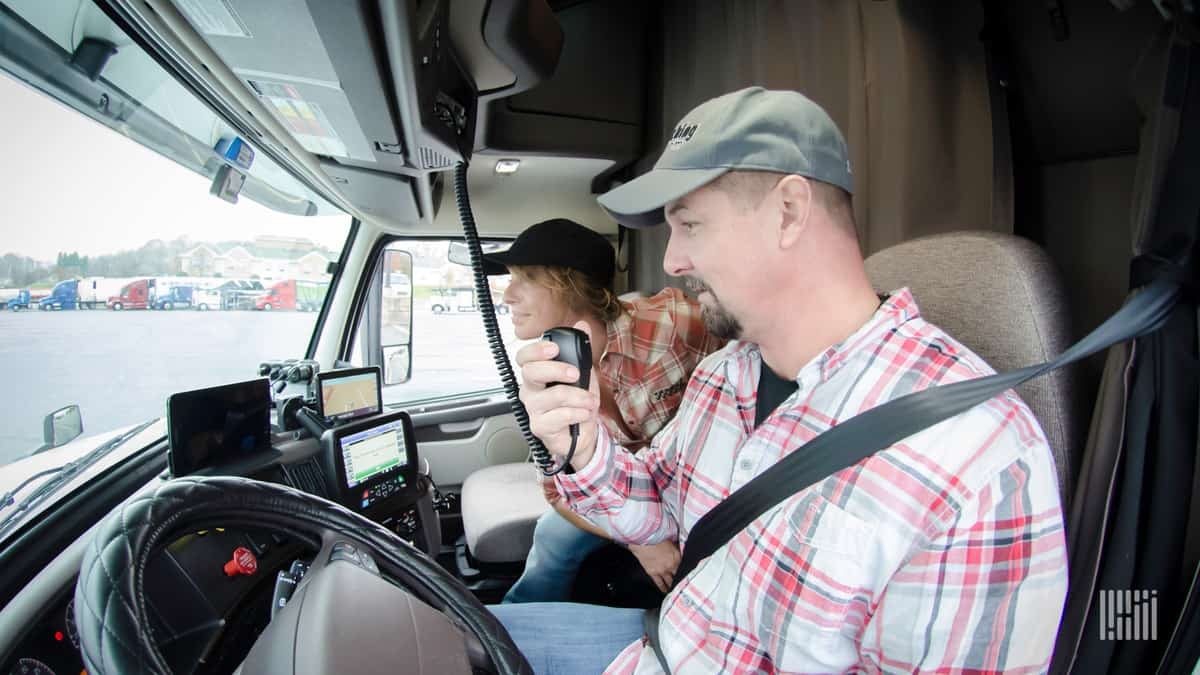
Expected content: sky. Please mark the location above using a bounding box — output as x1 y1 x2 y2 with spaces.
0 73 351 263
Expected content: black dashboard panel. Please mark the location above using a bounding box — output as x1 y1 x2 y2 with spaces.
4 381 434 673
165 376 423 523
1 526 305 675
3 586 82 675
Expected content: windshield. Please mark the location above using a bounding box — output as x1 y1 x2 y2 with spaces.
0 1 352 466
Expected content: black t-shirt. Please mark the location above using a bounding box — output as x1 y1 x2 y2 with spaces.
752 296 885 428
755 360 799 427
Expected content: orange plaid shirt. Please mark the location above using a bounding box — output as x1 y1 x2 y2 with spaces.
598 287 725 450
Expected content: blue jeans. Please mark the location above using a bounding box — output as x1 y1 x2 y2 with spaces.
503 509 610 603
489 602 646 675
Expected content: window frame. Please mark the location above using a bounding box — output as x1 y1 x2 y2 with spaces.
305 218 360 358
340 234 520 406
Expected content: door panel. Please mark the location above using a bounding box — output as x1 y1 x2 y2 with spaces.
408 395 529 488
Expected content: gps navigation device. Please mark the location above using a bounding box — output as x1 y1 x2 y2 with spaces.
316 366 382 423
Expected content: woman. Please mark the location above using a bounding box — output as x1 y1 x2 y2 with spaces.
482 218 724 602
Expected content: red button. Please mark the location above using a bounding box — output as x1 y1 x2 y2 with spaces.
224 546 258 577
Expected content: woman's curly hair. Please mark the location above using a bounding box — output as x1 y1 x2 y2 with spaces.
511 265 626 324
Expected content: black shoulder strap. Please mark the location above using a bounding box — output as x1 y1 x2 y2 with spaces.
644 278 1180 674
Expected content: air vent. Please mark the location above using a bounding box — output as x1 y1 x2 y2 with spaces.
419 146 453 169
282 459 329 498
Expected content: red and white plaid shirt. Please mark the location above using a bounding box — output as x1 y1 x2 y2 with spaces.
558 288 1068 674
598 287 726 450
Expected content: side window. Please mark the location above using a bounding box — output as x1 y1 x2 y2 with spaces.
351 239 518 405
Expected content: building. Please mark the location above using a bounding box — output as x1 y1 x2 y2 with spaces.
178 236 332 284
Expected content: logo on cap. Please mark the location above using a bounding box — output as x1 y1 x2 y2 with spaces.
667 122 700 149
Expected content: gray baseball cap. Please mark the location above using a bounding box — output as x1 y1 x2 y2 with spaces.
597 87 853 228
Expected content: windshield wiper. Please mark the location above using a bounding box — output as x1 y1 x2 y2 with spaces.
0 418 162 536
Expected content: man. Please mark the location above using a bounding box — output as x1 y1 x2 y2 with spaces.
490 87 1068 674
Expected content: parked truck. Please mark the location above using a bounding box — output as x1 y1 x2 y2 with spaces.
255 279 327 311
193 287 222 310
425 286 509 315
38 279 80 310
76 277 134 309
5 289 31 310
107 278 155 310
218 279 264 310
152 285 194 310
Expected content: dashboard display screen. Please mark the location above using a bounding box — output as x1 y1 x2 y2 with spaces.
323 409 418 512
339 417 408 488
167 378 271 477
317 367 382 422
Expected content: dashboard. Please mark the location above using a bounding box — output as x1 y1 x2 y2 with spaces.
2 372 437 674
164 373 423 524
6 587 80 675
4 525 304 675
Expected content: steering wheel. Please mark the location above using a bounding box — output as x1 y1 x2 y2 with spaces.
72 476 532 674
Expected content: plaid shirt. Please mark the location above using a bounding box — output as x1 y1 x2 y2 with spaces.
598 287 726 450
557 289 1068 674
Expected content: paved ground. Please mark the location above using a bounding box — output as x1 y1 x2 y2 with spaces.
0 308 518 464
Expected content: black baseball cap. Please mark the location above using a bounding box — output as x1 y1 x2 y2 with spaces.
482 218 616 288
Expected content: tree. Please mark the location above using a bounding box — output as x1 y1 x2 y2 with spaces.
2 253 50 287
55 251 88 274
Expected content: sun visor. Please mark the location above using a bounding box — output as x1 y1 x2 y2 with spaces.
168 0 565 225
169 0 421 175
318 162 422 224
200 0 487 173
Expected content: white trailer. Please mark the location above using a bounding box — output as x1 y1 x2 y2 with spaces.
76 277 135 309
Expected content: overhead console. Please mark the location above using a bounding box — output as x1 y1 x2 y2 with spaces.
471 0 650 166
167 0 566 224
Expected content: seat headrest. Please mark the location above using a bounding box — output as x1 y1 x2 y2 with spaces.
865 231 1082 505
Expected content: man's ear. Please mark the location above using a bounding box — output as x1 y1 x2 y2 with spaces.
775 175 813 249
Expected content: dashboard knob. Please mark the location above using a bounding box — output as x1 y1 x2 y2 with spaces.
224 546 259 577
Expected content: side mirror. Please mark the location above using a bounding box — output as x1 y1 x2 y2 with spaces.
380 249 413 385
42 404 83 449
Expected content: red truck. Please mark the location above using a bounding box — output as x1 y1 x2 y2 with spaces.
106 278 154 310
255 279 327 311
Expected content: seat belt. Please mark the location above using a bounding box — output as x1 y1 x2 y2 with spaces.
643 277 1181 674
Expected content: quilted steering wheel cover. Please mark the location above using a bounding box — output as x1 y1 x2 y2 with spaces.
73 475 532 675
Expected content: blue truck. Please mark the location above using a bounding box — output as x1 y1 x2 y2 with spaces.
152 285 194 310
38 279 80 310
5 289 31 310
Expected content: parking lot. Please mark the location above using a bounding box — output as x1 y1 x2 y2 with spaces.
0 308 518 464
